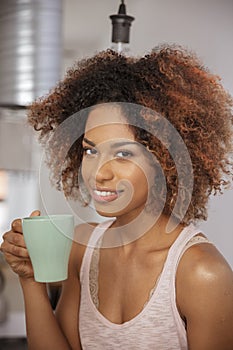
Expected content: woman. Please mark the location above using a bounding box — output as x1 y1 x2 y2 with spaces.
1 45 233 349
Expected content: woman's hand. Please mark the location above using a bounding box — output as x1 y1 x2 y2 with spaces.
0 210 40 280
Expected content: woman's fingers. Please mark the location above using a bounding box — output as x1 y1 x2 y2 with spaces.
1 232 29 258
3 229 26 248
11 218 23 233
30 210 41 217
1 232 33 278
0 211 40 279
2 240 29 258
4 251 30 263
10 210 40 234
0 213 41 280
3 251 33 278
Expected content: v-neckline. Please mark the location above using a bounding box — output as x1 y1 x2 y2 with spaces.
86 221 191 327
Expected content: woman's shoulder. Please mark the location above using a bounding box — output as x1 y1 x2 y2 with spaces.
175 234 233 348
176 237 233 319
178 238 232 281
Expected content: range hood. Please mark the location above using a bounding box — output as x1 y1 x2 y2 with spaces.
0 0 63 107
0 0 63 171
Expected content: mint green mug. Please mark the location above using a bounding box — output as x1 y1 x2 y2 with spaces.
22 215 74 283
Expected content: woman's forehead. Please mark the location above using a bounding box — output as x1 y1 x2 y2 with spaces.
84 104 135 142
85 104 128 129
84 124 135 145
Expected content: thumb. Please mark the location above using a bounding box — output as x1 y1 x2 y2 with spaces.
30 210 41 217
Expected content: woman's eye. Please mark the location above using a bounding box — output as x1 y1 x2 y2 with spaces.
116 150 133 159
83 147 97 156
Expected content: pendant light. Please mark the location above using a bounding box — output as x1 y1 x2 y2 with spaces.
109 0 135 54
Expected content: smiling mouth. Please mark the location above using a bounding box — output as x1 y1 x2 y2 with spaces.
92 189 123 203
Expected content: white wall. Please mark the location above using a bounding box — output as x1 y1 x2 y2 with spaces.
63 0 233 94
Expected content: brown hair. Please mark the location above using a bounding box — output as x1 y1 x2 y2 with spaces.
28 45 233 225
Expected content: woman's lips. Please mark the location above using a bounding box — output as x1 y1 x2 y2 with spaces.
91 189 123 203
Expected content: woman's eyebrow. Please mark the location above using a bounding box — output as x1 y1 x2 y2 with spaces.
110 141 138 149
83 137 96 147
83 137 139 149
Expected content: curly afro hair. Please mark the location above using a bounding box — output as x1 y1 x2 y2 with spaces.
28 44 233 225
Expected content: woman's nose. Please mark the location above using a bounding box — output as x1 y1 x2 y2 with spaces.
95 160 114 183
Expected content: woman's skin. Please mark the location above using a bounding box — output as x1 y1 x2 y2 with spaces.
1 105 233 350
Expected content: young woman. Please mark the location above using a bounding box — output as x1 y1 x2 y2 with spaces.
1 45 233 349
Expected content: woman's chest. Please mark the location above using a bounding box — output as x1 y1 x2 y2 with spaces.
93 248 169 324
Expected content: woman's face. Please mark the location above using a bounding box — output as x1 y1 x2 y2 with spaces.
81 104 156 223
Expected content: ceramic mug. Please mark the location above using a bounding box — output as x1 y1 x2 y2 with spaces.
22 215 74 283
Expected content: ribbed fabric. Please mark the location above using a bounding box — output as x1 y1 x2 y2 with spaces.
79 220 209 349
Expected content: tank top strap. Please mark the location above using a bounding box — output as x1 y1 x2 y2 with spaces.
165 223 205 272
152 223 209 337
155 223 206 291
79 219 115 283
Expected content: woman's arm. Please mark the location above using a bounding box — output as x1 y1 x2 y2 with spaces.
55 239 84 350
20 279 73 350
0 212 83 350
177 242 233 350
55 222 96 349
21 239 84 349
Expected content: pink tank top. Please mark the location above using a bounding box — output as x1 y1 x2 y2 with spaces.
79 219 210 349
